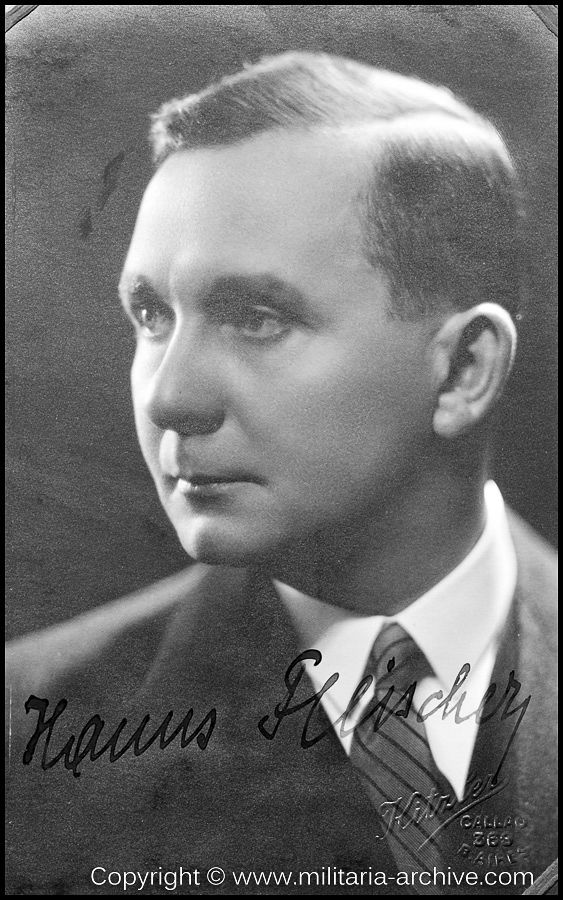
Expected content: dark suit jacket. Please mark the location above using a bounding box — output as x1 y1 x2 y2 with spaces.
5 512 557 895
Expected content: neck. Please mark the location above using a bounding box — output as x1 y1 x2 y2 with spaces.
266 465 487 616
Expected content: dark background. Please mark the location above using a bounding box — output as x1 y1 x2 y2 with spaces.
5 5 557 640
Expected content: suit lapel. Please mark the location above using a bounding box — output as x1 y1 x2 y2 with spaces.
463 519 558 881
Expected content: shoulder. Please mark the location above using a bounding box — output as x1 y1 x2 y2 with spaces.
507 507 557 636
508 507 557 577
5 563 249 709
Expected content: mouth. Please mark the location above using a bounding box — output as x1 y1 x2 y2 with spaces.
176 473 261 498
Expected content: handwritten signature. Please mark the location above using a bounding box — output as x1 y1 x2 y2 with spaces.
20 650 530 783
21 696 217 778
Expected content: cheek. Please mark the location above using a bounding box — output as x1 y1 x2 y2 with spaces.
277 399 428 484
251 346 433 470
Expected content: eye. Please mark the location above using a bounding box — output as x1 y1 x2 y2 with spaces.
208 298 295 343
228 304 292 341
128 299 174 339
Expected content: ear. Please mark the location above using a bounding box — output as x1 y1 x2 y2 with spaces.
431 303 517 439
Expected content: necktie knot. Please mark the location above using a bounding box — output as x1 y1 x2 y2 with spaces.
369 621 433 696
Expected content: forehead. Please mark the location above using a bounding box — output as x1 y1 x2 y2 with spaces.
124 129 377 289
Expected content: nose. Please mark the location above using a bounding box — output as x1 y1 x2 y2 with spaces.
141 324 225 436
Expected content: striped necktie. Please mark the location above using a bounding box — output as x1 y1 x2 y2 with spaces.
349 621 456 894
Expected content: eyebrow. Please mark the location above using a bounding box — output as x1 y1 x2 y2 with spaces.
119 272 308 312
200 274 308 313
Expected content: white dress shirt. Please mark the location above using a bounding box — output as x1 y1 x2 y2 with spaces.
275 481 517 800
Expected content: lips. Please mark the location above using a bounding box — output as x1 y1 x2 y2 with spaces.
175 472 261 497
189 475 238 486
179 472 259 485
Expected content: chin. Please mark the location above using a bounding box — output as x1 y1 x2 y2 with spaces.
175 519 280 568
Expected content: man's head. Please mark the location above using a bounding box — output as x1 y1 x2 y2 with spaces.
120 53 521 568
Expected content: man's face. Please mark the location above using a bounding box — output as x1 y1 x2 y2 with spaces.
120 130 438 566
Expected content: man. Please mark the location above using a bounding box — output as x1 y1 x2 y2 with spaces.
6 53 557 895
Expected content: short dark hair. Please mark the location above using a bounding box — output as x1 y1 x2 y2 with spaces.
150 52 524 319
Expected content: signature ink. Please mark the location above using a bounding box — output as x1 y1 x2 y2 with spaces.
22 695 217 778
257 650 339 747
258 650 419 748
258 651 532 785
416 667 531 785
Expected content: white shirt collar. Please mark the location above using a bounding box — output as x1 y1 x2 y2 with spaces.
275 481 517 694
